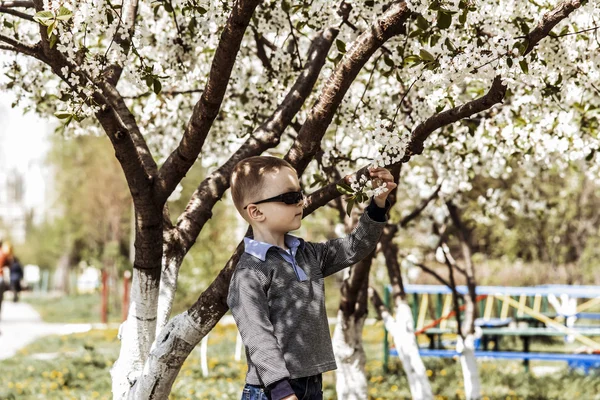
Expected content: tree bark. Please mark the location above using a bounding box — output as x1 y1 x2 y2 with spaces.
445 201 481 400
370 288 433 400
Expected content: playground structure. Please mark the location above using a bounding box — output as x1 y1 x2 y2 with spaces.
383 284 600 373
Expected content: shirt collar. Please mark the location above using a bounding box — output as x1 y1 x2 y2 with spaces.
243 234 305 262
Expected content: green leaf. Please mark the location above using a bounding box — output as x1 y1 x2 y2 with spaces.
444 38 456 51
33 10 54 25
163 1 174 13
506 57 513 68
336 183 354 195
429 1 441 11
383 55 395 67
153 79 162 95
54 111 72 119
282 0 290 13
336 39 346 53
519 60 529 74
56 6 72 21
416 15 429 30
419 49 435 61
408 28 422 38
437 10 452 29
49 33 58 49
458 10 467 25
346 199 355 217
404 55 421 64
586 150 595 161
47 20 58 36
197 6 208 14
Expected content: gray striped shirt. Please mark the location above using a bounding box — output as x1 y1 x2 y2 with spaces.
227 210 386 387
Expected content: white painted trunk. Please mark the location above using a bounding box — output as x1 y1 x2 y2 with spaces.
111 269 160 400
383 301 433 400
456 334 481 400
155 255 182 336
332 310 368 400
201 334 209 377
131 311 205 398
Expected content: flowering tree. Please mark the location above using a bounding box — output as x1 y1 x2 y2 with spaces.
0 0 596 398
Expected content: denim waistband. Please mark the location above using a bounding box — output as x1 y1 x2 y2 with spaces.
246 373 322 389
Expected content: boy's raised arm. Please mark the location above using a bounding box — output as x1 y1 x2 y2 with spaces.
306 166 396 277
307 198 390 278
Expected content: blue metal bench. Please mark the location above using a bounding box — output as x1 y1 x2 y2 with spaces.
388 348 600 374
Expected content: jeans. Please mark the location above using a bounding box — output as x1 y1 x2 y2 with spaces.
240 374 323 400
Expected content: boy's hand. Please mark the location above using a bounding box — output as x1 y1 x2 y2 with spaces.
282 395 298 400
369 167 397 208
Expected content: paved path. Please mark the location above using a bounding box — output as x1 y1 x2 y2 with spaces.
0 300 92 360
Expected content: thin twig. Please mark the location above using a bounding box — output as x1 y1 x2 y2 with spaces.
550 25 599 38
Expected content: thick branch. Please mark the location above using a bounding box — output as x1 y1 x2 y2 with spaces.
445 200 477 333
0 33 41 58
404 76 507 159
440 242 463 339
0 6 33 20
339 250 376 319
284 2 410 176
0 1 33 7
379 164 406 301
368 286 389 319
174 27 338 252
96 81 158 180
524 0 582 55
155 0 261 205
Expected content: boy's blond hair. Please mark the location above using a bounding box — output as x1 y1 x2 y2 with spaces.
230 156 296 216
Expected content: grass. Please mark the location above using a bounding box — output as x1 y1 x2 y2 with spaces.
1 321 599 399
24 293 123 324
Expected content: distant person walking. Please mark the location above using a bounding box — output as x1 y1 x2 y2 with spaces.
0 240 11 322
9 256 23 302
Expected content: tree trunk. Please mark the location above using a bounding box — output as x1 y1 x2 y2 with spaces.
377 164 434 400
111 268 161 398
457 334 480 400
370 285 433 400
333 309 368 400
388 300 433 400
333 202 373 399
446 201 481 400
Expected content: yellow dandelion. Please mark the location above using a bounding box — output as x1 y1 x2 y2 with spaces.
426 369 433 377
440 369 447 376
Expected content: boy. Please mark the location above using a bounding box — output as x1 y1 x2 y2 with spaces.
227 156 396 400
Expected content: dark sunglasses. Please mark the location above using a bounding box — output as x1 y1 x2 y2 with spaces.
244 191 304 209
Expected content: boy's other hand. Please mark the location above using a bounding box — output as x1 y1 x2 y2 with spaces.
281 395 298 400
369 167 397 208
